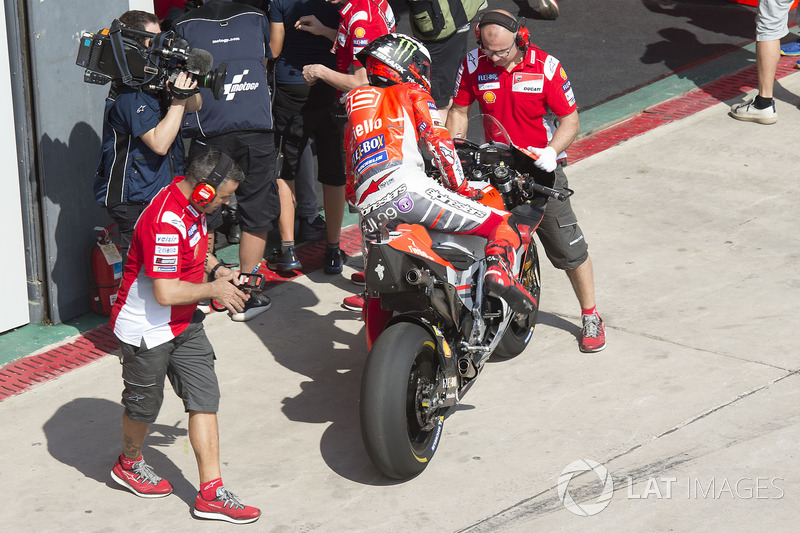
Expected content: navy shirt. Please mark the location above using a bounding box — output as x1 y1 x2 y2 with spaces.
175 0 273 136
269 0 338 85
94 86 183 207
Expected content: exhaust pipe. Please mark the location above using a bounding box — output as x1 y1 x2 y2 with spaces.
457 357 476 379
406 268 432 289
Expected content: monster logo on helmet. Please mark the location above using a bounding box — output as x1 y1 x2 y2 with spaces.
357 33 432 93
391 38 418 63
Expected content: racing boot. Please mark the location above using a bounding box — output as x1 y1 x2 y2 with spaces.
484 241 536 314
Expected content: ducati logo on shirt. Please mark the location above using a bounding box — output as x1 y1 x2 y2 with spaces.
512 73 544 93
223 69 261 101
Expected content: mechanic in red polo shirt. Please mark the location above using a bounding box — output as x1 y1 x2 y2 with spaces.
447 10 605 353
109 151 261 524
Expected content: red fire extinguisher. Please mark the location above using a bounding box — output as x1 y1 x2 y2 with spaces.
89 225 123 316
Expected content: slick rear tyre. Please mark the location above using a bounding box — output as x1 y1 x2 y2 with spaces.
495 240 541 358
360 322 444 480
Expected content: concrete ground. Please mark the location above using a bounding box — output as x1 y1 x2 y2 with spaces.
2 71 800 533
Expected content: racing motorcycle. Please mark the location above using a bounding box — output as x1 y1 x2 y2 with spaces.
359 115 572 479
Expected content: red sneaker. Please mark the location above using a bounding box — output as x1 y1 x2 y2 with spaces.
110 457 173 498
580 314 606 353
350 271 365 286
193 487 261 524
484 261 536 314
342 293 365 311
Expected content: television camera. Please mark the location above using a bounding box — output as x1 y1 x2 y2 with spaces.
75 19 227 100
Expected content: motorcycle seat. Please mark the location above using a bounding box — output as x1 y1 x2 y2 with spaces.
431 241 479 271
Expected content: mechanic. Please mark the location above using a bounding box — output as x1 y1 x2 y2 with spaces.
446 10 606 352
108 151 260 524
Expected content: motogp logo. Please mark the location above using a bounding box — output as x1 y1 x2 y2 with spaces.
223 69 261 101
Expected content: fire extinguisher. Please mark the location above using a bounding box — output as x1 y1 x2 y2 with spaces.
89 225 123 316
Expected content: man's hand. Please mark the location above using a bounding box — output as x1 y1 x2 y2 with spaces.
302 64 326 86
528 146 558 173
458 184 484 201
295 15 325 35
168 71 199 101
209 272 249 314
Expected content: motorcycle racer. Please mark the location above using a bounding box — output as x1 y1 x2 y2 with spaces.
344 33 535 313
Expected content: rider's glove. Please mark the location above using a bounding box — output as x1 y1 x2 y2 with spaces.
528 146 558 173
458 184 484 201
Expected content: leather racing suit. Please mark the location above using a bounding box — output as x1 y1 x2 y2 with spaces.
344 82 535 313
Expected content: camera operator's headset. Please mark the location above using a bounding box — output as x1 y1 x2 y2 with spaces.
191 152 235 207
475 12 530 53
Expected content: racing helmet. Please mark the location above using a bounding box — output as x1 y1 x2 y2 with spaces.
356 33 432 93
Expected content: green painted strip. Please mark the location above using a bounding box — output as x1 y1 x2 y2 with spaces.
0 313 109 367
577 37 787 136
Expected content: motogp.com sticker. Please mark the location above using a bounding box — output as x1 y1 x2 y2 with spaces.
557 459 614 516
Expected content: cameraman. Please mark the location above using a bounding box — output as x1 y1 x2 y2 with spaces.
93 10 202 258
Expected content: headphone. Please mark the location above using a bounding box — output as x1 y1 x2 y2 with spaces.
475 12 530 53
190 151 234 207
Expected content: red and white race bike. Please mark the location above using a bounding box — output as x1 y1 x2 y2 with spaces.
359 115 572 479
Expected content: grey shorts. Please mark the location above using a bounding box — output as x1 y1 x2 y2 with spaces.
756 0 794 41
536 166 589 271
118 311 220 423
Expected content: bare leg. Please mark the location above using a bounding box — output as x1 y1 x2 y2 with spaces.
121 412 149 460
322 184 344 245
239 230 267 274
565 255 596 311
188 411 221 484
276 178 296 241
756 39 780 99
438 99 453 123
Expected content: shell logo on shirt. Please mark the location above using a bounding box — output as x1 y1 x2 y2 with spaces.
355 27 366 38
483 91 496 104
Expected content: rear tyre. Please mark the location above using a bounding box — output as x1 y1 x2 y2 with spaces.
495 241 541 358
360 322 445 479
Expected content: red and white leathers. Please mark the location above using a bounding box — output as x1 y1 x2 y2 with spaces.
334 0 395 77
110 177 208 348
453 46 577 157
344 82 535 312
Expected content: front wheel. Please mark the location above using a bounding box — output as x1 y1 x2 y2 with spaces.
360 322 445 480
494 240 541 358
